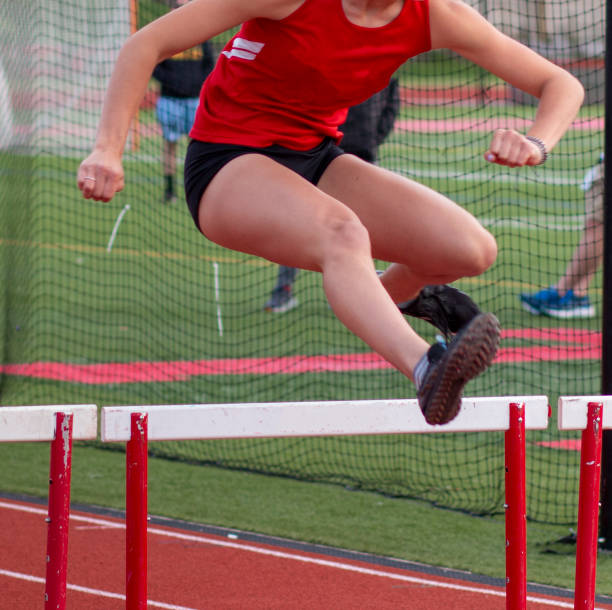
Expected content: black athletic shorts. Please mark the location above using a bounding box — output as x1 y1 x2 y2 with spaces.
184 137 345 231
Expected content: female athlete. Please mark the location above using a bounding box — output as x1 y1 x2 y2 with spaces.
77 0 584 424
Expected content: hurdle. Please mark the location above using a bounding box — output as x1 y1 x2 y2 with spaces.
558 396 612 610
101 396 549 610
0 404 98 610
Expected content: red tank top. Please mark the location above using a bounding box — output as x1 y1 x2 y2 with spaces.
190 0 431 149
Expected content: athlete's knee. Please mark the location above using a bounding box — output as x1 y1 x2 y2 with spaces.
322 214 371 260
464 230 497 276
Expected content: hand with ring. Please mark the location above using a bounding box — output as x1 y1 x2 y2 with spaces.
77 149 125 202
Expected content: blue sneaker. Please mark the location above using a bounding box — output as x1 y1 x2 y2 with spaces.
542 290 595 319
519 286 562 315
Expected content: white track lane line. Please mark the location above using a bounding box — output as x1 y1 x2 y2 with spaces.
0 569 196 610
0 500 601 609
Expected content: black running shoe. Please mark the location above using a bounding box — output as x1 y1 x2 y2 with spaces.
398 285 481 340
417 312 500 425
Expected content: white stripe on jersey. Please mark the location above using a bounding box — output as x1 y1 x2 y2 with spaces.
222 37 265 61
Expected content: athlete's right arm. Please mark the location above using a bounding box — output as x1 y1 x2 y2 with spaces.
78 0 304 202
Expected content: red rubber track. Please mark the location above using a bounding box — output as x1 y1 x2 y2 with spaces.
1 498 610 610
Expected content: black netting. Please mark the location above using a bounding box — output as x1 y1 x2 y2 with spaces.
0 0 604 525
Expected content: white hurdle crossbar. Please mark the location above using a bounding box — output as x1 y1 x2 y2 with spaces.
101 396 549 610
558 396 612 610
101 396 549 441
0 405 97 610
0 404 97 442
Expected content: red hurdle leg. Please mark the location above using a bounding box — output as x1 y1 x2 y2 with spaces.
574 402 603 610
505 402 527 610
126 412 148 610
45 411 74 610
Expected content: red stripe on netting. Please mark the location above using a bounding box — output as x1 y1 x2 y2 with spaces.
536 439 581 451
501 328 601 342
0 328 601 384
494 345 600 363
1 353 394 383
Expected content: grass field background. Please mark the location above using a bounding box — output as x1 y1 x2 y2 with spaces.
0 3 608 597
0 131 602 524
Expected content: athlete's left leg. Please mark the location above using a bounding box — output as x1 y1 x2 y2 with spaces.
317 154 498 303
317 154 500 424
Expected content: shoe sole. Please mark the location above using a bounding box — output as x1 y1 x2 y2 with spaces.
263 298 299 314
418 313 501 425
542 306 595 319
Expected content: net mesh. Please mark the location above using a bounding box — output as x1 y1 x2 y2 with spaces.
0 0 605 525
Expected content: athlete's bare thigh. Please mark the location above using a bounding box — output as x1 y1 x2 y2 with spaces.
317 154 497 278
198 153 367 271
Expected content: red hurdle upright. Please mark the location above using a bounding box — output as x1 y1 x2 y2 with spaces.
126 412 148 610
45 411 74 610
574 402 603 610
505 402 527 610
0 404 97 610
557 396 611 610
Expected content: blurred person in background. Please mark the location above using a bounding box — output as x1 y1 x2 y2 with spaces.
519 154 603 319
153 0 214 203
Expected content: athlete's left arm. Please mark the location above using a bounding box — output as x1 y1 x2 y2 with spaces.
428 0 584 166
